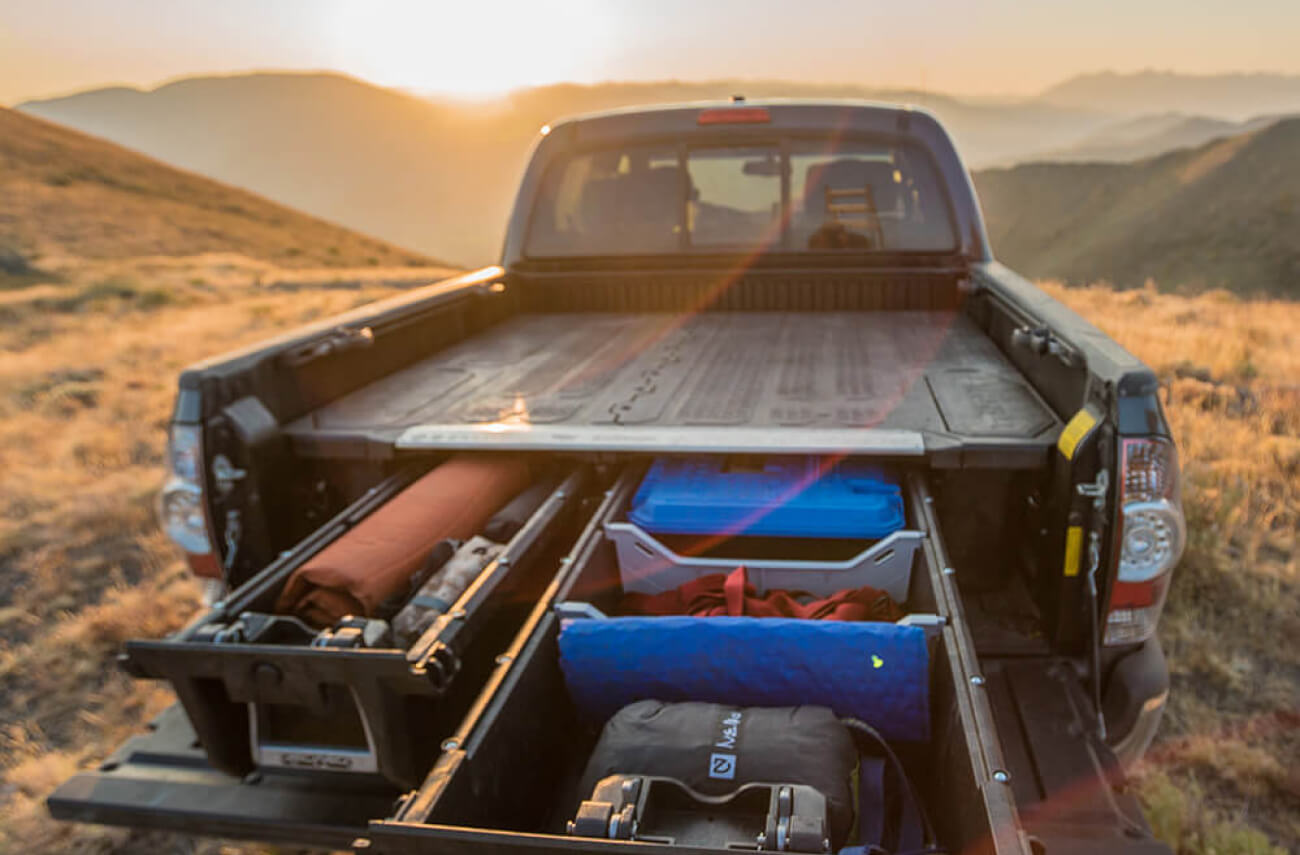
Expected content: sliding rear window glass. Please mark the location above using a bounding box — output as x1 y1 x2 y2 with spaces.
526 144 684 256
686 146 783 249
788 140 956 252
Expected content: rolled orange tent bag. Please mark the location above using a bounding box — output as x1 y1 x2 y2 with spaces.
275 455 532 627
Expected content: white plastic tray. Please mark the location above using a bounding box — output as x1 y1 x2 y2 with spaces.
604 521 922 602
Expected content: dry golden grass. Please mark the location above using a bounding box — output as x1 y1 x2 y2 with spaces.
1041 282 1299 854
0 272 1293 854
0 255 451 854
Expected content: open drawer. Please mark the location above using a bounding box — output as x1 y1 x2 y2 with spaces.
49 460 593 846
365 465 1029 855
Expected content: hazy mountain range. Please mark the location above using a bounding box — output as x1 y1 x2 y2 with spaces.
0 106 429 278
1039 70 1300 120
975 119 1300 295
1025 112 1283 164
14 70 1300 293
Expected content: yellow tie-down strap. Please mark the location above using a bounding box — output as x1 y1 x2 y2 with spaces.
1057 407 1098 461
1063 525 1084 577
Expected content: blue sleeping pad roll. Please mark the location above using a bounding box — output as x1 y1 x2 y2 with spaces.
558 617 929 743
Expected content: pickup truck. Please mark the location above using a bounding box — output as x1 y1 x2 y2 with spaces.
50 100 1184 855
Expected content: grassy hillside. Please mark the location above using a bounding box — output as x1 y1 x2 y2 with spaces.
975 119 1300 296
0 106 431 277
0 270 427 855
20 73 530 268
0 105 457 852
1039 283 1298 853
17 72 1114 265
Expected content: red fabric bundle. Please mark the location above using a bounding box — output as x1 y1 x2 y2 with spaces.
619 566 904 622
275 455 531 627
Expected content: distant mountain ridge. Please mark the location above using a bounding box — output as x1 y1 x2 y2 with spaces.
0 106 430 274
974 118 1300 296
1025 112 1288 164
20 73 517 266
1041 70 1300 120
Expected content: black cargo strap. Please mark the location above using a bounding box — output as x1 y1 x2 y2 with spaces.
840 718 944 855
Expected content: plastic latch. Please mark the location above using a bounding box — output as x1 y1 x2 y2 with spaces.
895 613 946 628
566 800 614 838
896 612 946 646
555 601 609 628
422 642 461 691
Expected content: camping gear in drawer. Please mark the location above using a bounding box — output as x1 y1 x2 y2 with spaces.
571 702 849 849
566 701 931 852
628 457 905 538
365 468 1008 855
618 565 906 621
275 454 532 626
392 479 557 648
609 457 921 602
558 615 931 742
118 459 586 789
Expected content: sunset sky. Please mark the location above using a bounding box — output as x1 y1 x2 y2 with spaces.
2 0 1297 104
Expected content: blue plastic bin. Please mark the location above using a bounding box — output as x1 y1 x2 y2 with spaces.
627 457 904 539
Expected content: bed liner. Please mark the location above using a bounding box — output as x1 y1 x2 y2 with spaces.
286 311 1060 467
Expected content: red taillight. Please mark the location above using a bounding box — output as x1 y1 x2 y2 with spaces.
1104 438 1185 645
185 551 222 580
697 107 771 125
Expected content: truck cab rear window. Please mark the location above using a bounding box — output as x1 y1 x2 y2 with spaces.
687 145 783 248
525 138 957 256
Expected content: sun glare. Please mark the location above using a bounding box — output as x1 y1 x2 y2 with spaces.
324 1 617 97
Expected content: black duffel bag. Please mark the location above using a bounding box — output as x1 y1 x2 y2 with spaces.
577 700 935 852
579 701 856 845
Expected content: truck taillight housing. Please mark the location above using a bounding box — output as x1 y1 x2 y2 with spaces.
159 424 222 580
1104 438 1185 645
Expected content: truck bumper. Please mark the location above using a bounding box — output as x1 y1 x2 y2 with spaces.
1104 639 1170 769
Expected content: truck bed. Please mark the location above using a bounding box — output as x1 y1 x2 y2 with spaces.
287 311 1060 466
